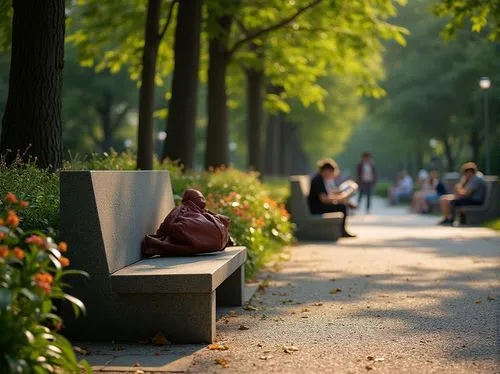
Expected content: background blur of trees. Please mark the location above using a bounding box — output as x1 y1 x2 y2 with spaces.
0 0 498 177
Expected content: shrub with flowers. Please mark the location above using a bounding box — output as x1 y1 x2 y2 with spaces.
0 193 90 373
171 167 294 278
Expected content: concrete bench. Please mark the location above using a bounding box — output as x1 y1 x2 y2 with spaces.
60 171 246 343
289 175 343 241
457 176 499 225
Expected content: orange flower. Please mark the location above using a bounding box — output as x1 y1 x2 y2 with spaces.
19 200 29 208
0 219 4 225
0 232 4 240
34 272 54 294
6 192 18 204
13 247 25 260
6 211 20 227
25 235 45 247
58 241 68 252
60 256 70 267
0 245 8 258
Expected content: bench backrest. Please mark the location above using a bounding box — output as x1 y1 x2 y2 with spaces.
289 175 312 221
60 171 175 274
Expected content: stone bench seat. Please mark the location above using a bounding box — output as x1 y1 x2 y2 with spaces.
457 176 499 225
111 247 246 294
60 170 246 344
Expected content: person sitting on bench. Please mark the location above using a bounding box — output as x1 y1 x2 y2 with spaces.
438 162 486 225
307 158 356 238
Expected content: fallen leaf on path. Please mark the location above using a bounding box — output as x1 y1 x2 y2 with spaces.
367 356 374 361
261 314 268 320
208 343 229 351
152 332 171 346
260 355 273 360
283 345 299 354
134 370 144 374
374 357 385 362
487 295 496 301
134 362 141 367
329 288 342 295
365 275 372 277
215 358 230 368
301 316 309 319
365 365 375 371
330 278 337 282
229 310 239 317
257 343 263 347
243 305 259 311
73 346 89 356
475 298 482 304
281 299 294 304
301 308 310 313
238 325 250 330
312 303 323 306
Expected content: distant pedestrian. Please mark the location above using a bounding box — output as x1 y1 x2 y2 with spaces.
388 170 413 205
356 152 376 213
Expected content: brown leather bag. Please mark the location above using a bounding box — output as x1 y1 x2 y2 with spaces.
142 189 231 257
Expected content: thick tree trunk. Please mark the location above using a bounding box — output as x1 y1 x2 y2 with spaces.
245 66 264 172
137 0 161 170
0 0 65 169
163 0 202 170
263 85 284 176
205 15 232 169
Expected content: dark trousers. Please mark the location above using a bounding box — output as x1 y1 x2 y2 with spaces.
358 182 373 210
450 197 482 219
318 203 347 232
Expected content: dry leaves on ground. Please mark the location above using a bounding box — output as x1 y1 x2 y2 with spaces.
283 345 300 354
215 358 230 368
475 298 482 304
260 355 273 360
152 332 171 345
243 305 259 311
208 343 229 351
312 303 323 306
487 295 496 301
238 325 250 330
329 288 342 295
301 308 310 313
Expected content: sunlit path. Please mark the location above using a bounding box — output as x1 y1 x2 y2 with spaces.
190 198 500 373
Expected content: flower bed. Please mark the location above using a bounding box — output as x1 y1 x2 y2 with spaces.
1 152 294 279
0 193 90 373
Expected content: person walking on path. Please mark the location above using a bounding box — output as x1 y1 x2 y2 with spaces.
356 152 376 213
438 162 486 225
308 158 356 238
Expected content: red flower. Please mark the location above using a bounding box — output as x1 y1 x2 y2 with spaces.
6 192 18 204
34 272 54 294
25 235 45 247
13 247 25 260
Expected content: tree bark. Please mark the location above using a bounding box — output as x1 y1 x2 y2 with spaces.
245 65 264 172
163 0 202 170
205 14 232 169
0 0 65 169
137 0 162 170
442 137 455 172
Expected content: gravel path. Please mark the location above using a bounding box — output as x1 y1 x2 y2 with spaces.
189 199 500 373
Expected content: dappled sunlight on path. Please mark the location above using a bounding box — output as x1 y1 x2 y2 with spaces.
190 198 499 373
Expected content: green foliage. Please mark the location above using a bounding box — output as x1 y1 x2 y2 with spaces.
485 218 500 231
374 181 393 197
2 153 292 280
0 0 12 52
0 157 60 236
434 0 500 41
0 194 90 374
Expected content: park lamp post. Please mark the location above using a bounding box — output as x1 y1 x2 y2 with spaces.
479 77 491 175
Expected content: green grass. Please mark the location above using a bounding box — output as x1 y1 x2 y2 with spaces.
485 218 500 231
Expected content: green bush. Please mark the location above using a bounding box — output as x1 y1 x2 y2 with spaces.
1 152 293 280
374 181 392 197
0 193 90 373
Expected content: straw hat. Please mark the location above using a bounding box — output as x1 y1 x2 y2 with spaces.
460 162 478 174
317 158 341 176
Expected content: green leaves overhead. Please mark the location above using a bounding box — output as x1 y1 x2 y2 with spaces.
434 0 500 41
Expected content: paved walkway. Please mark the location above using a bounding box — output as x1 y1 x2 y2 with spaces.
81 199 499 373
189 199 499 373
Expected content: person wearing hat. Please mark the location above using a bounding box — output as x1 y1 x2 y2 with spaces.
438 162 486 225
307 158 356 238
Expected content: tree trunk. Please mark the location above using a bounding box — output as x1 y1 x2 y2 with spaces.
163 0 202 170
97 90 113 152
205 15 232 169
0 0 65 169
263 86 284 176
470 127 480 163
137 0 161 170
245 65 264 172
442 137 455 172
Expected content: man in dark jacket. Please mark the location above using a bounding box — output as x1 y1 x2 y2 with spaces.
308 158 356 238
356 152 377 213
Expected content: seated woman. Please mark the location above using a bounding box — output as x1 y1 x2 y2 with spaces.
307 158 356 238
388 170 413 205
411 169 433 213
423 170 447 212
